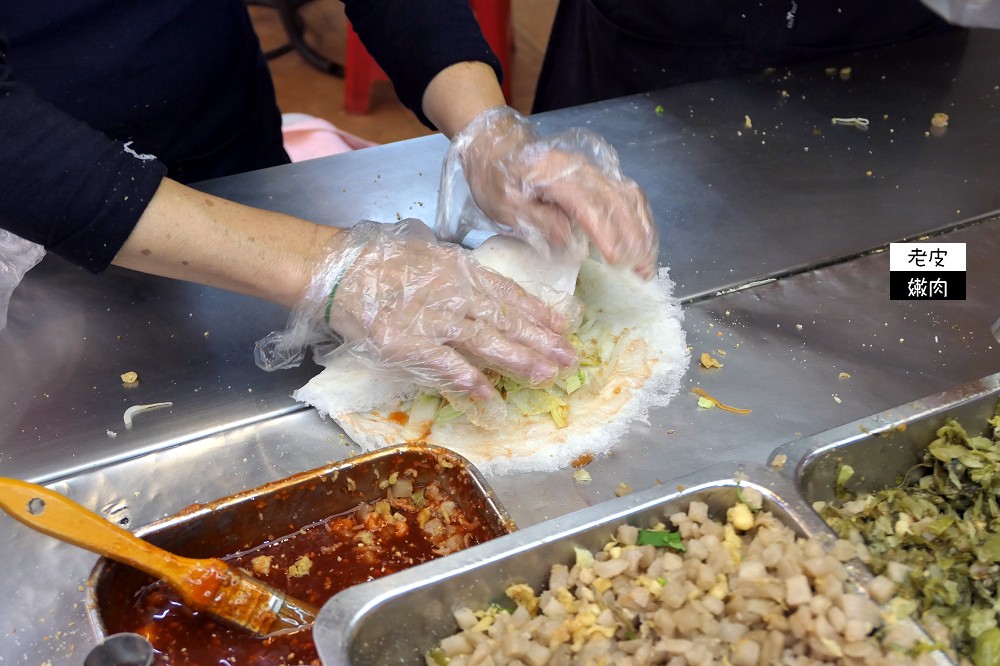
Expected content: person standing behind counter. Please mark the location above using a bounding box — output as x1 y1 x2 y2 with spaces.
533 0 958 113
0 0 657 428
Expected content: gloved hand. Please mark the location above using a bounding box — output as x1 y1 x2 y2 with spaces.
437 106 658 279
256 219 580 428
0 229 45 331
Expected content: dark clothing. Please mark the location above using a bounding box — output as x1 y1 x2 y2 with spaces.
0 0 500 273
344 0 503 128
534 0 954 112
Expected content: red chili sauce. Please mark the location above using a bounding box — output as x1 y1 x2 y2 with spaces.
114 482 491 665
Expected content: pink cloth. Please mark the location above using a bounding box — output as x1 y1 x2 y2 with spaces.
281 114 378 162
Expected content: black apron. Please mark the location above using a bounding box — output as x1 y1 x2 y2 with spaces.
533 0 956 112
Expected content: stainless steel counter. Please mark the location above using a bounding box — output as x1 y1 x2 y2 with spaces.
2 27 1000 664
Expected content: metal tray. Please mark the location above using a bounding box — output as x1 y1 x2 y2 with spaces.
87 444 514 643
769 371 1000 664
770 371 1000 503
312 461 945 665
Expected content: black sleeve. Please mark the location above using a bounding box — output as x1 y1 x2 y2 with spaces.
0 23 167 274
342 0 503 128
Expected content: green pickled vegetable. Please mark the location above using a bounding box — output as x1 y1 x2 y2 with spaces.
636 529 685 551
835 463 855 496
974 627 1000 666
815 401 1000 659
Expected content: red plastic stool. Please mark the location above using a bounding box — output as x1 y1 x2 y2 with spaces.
345 0 513 115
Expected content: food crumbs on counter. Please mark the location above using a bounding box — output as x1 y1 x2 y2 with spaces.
570 453 593 468
699 352 723 369
106 430 117 438
203 331 210 338
838 371 852 380
654 104 664 115
825 66 838 76
692 387 752 414
123 402 173 429
572 468 593 484
287 555 312 578
930 112 949 128
697 396 716 409
831 116 869 129
715 349 727 356
770 453 788 470
615 482 633 497
839 66 852 79
743 114 752 128
832 394 842 404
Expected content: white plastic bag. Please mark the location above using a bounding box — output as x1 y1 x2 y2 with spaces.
0 229 45 331
921 0 1000 28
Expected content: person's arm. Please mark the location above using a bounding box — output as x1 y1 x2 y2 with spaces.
421 61 505 139
112 178 339 308
110 179 579 428
1 13 575 422
0 13 329 304
342 0 503 130
81 177 580 428
438 106 660 278
117 179 581 429
344 3 658 277
0 36 165 273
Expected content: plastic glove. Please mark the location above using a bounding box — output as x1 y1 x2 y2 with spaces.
0 229 45 331
437 106 658 279
920 0 1000 27
256 219 580 428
